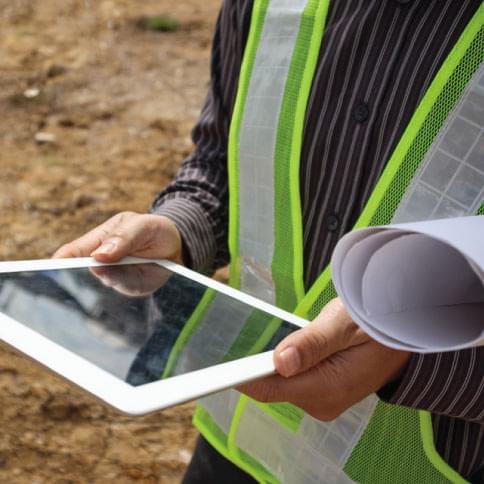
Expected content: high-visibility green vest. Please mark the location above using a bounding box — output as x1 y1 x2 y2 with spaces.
169 1 484 482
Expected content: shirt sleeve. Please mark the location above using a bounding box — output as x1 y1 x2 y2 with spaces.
150 0 252 274
379 348 484 423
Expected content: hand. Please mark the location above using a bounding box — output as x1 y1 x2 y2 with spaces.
53 211 184 264
239 298 411 421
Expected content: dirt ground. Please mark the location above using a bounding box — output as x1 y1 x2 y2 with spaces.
0 0 222 482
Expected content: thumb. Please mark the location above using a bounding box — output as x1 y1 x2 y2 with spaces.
274 298 367 377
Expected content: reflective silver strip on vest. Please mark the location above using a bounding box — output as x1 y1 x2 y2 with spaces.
198 0 312 438
394 62 484 223
172 293 253 375
199 389 241 435
238 0 310 304
235 397 377 484
171 292 253 432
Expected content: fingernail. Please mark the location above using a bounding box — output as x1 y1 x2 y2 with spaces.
91 241 116 256
278 347 300 377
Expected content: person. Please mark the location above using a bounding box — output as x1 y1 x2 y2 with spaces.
55 0 484 482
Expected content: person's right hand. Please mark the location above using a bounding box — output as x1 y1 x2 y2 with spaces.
53 211 184 264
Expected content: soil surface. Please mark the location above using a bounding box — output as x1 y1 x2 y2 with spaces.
0 1 221 482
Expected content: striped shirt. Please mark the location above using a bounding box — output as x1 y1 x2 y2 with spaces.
152 0 484 481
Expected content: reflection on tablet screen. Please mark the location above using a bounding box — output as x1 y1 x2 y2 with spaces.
0 263 298 386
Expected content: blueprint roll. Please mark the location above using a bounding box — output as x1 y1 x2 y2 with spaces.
331 216 484 353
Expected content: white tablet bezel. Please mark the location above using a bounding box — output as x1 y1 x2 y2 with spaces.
0 257 308 415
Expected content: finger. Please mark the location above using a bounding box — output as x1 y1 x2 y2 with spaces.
237 374 288 403
274 298 368 377
52 216 123 258
238 366 339 416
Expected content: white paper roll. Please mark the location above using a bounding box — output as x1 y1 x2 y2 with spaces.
331 216 484 353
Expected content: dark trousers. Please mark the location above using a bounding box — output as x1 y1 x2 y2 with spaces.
183 435 257 484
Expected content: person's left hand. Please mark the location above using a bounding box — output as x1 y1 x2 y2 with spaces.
239 298 411 421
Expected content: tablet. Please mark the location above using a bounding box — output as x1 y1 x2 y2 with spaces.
0 257 308 415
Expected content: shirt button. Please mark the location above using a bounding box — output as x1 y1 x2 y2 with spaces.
326 214 339 232
354 102 369 123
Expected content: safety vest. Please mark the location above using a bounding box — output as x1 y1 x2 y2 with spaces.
168 1 484 482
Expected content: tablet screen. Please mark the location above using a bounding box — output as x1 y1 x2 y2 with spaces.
0 263 299 387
